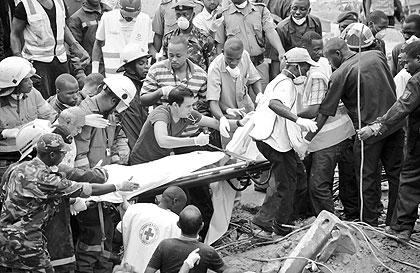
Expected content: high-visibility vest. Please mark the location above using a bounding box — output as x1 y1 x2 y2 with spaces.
100 10 151 76
21 0 67 63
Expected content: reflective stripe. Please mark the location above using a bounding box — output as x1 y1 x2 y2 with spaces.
82 20 98 28
57 39 64 45
77 242 112 258
55 0 65 15
56 46 66 56
103 52 120 58
50 255 76 267
74 157 89 168
25 0 37 15
105 67 118 74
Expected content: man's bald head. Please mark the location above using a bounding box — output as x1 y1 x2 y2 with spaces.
161 186 187 214
324 37 349 54
224 38 244 54
323 38 352 69
178 205 203 237
55 74 80 106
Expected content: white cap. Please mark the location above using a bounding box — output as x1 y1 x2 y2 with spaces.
284 48 319 67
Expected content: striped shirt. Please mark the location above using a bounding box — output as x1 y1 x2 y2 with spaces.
140 59 208 114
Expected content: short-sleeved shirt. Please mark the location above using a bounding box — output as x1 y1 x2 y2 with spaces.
129 105 202 164
140 59 208 114
215 2 276 57
319 51 398 140
207 50 261 115
0 157 90 270
147 237 225 273
162 26 216 71
271 15 322 60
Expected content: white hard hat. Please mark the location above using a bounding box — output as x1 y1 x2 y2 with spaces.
16 119 54 161
0 56 37 90
103 75 136 113
116 43 151 73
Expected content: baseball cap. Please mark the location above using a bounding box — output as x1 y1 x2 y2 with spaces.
173 0 195 10
120 0 141 18
284 48 319 66
37 133 69 154
336 11 358 24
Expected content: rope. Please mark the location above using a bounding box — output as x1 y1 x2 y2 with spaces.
357 24 364 222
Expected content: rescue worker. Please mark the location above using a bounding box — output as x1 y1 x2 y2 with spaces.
0 0 15 61
0 57 57 181
270 0 322 80
358 40 420 241
162 0 216 71
115 43 151 150
193 0 224 37
215 0 285 91
10 0 90 99
249 48 318 237
47 73 82 113
119 186 187 273
0 132 139 273
299 31 355 216
68 0 112 75
92 0 154 76
152 0 203 54
299 38 405 227
207 38 262 144
341 22 386 55
73 74 135 273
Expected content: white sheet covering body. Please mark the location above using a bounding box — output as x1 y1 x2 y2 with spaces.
121 203 181 273
85 151 225 203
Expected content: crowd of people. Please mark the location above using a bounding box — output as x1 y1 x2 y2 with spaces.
0 0 419 272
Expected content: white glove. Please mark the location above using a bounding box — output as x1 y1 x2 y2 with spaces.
115 176 139 192
255 92 263 104
70 198 87 215
296 117 318 133
219 116 231 138
184 248 200 269
85 114 110 128
295 139 310 160
226 107 246 118
1 128 20 139
161 86 174 97
193 132 209 146
91 61 100 74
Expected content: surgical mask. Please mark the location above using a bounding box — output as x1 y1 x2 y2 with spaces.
177 16 190 30
226 66 241 78
292 16 306 25
11 93 24 100
235 1 248 9
115 101 128 113
284 65 307 85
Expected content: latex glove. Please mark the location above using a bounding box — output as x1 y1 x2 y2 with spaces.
357 124 380 141
226 107 246 118
70 198 87 215
85 114 110 128
184 248 200 269
219 116 230 138
2 128 20 139
296 117 318 133
69 42 90 68
91 61 100 74
161 86 174 97
295 139 309 160
255 92 263 104
115 176 139 192
194 132 209 146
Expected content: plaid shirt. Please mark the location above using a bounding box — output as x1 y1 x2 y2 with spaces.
307 78 328 106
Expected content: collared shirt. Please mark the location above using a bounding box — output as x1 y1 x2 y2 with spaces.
319 51 401 143
0 89 57 154
140 59 208 114
207 50 260 116
46 94 81 114
0 157 90 270
271 15 322 60
215 1 276 57
162 26 216 71
307 78 327 106
193 7 224 36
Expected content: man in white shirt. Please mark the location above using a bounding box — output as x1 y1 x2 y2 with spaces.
193 0 224 37
250 48 318 237
119 186 187 273
91 0 155 76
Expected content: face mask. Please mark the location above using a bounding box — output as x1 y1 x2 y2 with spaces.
235 1 248 9
284 65 307 85
115 101 128 113
226 66 241 78
177 16 190 30
11 93 24 100
292 16 306 25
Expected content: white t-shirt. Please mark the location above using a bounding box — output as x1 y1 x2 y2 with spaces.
394 68 411 99
262 74 294 152
121 203 181 273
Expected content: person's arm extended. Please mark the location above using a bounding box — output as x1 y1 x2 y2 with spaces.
64 25 78 46
197 115 242 130
269 99 299 122
153 33 163 53
304 113 329 141
91 39 104 72
10 18 26 56
298 105 320 119
265 28 285 57
209 100 224 120
140 88 164 106
249 79 263 99
154 121 197 148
